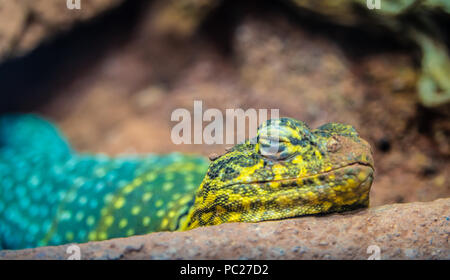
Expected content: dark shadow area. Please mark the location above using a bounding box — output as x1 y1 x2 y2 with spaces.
270 0 415 56
199 0 418 59
0 0 151 113
198 0 245 56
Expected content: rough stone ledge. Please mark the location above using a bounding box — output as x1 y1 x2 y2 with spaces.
1 198 449 260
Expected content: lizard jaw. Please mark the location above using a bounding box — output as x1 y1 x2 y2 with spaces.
222 163 374 224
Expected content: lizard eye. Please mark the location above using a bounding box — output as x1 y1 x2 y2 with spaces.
256 118 313 160
257 136 290 159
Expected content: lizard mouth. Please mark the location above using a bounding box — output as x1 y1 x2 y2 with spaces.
226 161 374 187
267 161 373 186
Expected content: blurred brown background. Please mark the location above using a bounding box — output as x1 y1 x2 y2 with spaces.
0 0 448 208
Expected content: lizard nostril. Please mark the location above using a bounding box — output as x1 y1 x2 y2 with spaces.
327 136 341 153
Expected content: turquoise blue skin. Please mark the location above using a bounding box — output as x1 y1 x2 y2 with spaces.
0 114 209 250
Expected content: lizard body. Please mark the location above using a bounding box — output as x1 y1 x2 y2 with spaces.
0 114 374 249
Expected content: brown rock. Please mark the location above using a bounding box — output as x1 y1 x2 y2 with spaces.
1 198 448 260
0 0 124 61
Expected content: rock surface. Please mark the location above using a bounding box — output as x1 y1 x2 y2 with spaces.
0 0 123 61
1 198 448 260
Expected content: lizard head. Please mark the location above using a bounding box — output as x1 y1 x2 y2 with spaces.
182 117 374 230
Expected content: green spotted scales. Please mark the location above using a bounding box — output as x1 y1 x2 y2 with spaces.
0 114 374 250
0 115 208 249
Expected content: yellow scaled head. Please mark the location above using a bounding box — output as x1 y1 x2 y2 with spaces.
182 118 374 230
